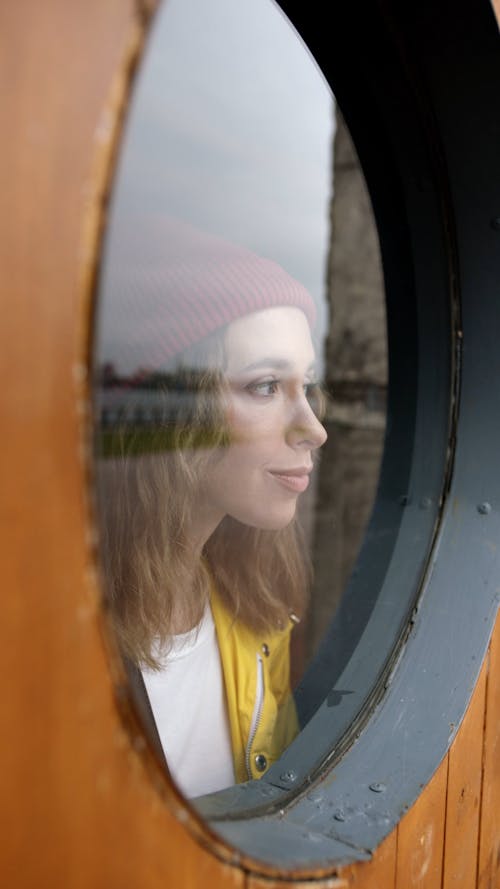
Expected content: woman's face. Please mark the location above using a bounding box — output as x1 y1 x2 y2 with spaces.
196 306 327 539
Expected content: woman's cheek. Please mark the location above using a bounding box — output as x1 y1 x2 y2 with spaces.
225 393 286 450
225 400 261 443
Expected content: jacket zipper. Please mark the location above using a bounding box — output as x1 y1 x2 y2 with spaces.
245 652 264 779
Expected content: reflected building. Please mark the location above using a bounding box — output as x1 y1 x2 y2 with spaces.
300 111 388 670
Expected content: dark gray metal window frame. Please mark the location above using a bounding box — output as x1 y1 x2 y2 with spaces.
190 0 500 871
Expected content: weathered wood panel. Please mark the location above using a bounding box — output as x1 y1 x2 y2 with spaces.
395 757 448 889
246 875 348 889
442 659 487 889
342 833 398 889
477 627 500 889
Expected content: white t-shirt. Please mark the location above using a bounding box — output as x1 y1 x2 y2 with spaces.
141 605 235 798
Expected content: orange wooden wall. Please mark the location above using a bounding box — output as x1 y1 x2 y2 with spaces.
1 1 499 886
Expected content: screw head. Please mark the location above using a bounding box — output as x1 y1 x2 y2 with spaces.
280 769 298 785
369 782 387 793
477 502 492 515
333 810 346 822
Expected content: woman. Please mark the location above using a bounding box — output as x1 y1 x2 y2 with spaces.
96 216 327 798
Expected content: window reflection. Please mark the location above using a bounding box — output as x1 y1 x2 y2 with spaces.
93 0 386 800
96 216 327 796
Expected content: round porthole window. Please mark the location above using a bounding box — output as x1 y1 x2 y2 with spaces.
90 0 500 870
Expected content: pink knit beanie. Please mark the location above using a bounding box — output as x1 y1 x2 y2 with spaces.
100 214 316 373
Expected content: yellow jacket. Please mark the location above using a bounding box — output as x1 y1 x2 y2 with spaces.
211 590 299 783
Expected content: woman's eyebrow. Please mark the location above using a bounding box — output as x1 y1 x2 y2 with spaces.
237 358 316 374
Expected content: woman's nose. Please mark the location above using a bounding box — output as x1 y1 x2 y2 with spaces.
286 393 327 450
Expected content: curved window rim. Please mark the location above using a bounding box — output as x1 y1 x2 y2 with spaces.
94 0 500 873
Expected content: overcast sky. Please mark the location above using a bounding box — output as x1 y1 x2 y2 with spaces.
97 0 335 373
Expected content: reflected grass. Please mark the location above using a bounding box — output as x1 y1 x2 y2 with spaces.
95 424 224 458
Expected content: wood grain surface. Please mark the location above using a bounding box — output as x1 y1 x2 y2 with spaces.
477 629 500 889
342 833 398 889
443 660 487 889
395 757 448 889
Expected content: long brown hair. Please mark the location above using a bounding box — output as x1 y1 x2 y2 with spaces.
95 331 310 669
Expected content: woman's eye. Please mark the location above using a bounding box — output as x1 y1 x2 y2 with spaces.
304 381 318 399
247 379 280 397
304 381 324 416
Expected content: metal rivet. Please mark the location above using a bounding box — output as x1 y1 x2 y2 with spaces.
254 754 268 772
419 497 432 510
477 502 492 515
280 769 298 784
490 217 500 231
261 643 270 657
369 782 386 793
333 811 346 822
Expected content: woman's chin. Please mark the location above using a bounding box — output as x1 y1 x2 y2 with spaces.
246 505 298 532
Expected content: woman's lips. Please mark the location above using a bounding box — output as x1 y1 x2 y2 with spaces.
269 468 311 494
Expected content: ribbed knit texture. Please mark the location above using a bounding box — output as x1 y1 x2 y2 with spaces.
100 214 316 372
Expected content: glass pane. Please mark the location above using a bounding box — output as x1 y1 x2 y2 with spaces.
92 0 386 803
